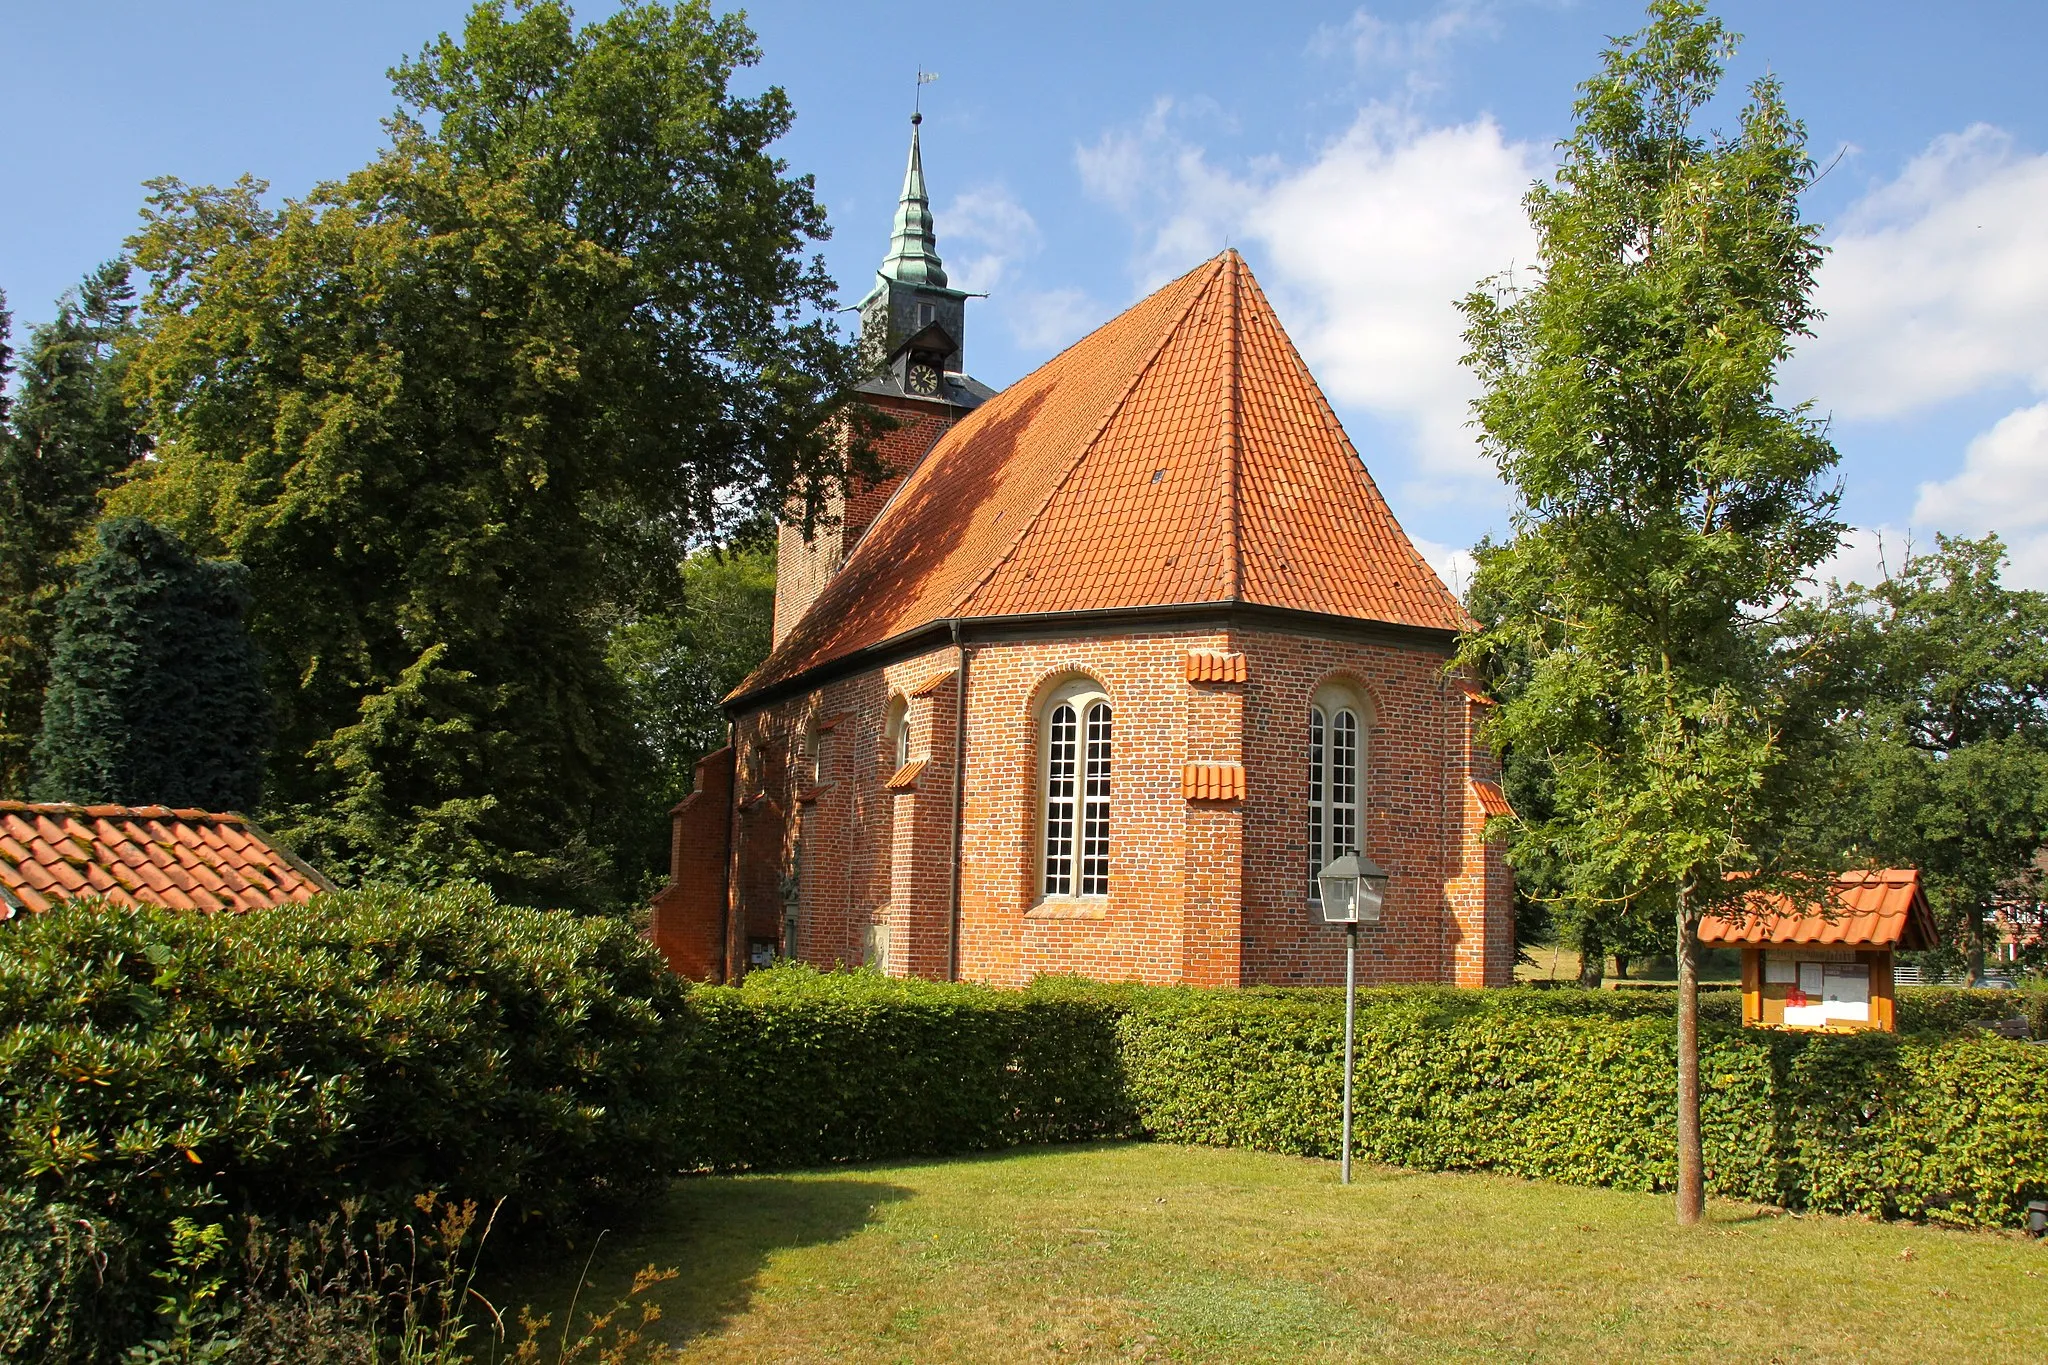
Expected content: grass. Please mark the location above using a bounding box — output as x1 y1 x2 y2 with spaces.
492 1143 2048 1362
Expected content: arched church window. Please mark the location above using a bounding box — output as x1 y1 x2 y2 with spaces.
886 694 911 771
1042 680 1112 898
1308 683 1365 898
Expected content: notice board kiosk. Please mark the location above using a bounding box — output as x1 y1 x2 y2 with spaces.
1698 869 1937 1034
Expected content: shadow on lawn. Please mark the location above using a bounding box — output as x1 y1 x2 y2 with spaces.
501 1175 912 1347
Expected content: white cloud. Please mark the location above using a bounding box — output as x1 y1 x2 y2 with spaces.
1309 2 1499 95
1004 287 1106 352
941 185 1108 357
1912 401 2048 588
941 184 1042 296
1794 125 2048 420
1412 535 1478 599
1077 100 1545 493
1809 524 1911 594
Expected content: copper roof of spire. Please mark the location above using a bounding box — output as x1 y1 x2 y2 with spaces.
735 251 1470 702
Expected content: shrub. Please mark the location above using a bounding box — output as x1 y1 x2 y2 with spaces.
0 1192 134 1363
1113 989 2048 1227
0 886 691 1345
1894 985 2037 1036
669 965 1137 1170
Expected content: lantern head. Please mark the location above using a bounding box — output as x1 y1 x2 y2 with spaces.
1317 851 1389 925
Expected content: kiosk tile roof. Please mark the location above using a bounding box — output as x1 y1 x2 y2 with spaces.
0 802 331 917
736 251 1467 701
1698 869 1938 950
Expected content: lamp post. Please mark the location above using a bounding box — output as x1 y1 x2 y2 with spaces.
1317 850 1389 1185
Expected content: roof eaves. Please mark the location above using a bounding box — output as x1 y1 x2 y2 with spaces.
951 255 1229 620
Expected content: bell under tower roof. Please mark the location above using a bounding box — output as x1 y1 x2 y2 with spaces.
857 110 986 407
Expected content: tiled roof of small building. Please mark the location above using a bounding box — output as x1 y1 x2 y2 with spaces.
0 802 331 917
734 251 1468 702
1698 869 1938 950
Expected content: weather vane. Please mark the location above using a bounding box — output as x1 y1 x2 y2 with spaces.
915 69 938 119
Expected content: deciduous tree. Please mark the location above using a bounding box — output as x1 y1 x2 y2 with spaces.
1457 0 1840 1224
111 2 867 907
1792 535 2048 979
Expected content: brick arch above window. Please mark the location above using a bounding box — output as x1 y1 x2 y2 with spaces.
1020 665 1115 721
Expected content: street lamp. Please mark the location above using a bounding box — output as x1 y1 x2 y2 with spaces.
1317 850 1389 1186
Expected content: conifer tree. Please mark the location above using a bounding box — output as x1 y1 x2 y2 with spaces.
33 518 269 812
1458 1 1840 1224
0 263 151 793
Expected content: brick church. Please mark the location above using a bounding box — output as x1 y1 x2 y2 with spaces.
649 114 1514 989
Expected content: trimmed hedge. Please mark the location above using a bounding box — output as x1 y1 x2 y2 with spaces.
670 966 1137 1169
654 972 2046 1229
1114 988 2048 1227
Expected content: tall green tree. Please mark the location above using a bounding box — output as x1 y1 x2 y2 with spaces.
1457 1 1840 1223
1792 536 2048 980
111 2 867 908
0 263 150 792
33 518 269 811
608 537 776 809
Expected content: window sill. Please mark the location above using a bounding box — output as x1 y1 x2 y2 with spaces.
1026 899 1109 921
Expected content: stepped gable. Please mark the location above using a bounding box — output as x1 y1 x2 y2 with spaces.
0 801 332 916
736 251 1468 701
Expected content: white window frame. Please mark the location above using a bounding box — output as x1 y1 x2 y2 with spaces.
1308 683 1366 899
1041 679 1112 899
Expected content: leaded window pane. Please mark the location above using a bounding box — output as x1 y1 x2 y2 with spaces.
1332 708 1359 858
1043 703 1077 896
1080 702 1112 896
1308 705 1326 896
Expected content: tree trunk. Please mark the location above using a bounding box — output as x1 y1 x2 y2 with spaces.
1576 922 1606 989
1966 903 1988 985
1675 882 1704 1225
1614 953 1631 980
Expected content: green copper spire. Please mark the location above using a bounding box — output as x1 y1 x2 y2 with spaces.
879 113 947 288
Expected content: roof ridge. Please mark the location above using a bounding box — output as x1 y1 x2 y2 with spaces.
1235 264 1470 628
948 255 1229 619
0 800 247 824
1218 250 1244 602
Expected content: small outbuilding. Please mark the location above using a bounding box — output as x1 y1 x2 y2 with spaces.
1698 869 1937 1033
0 801 331 918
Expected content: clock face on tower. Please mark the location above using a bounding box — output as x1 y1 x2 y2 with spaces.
906 360 942 396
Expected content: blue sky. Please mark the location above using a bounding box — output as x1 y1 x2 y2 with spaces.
6 1 2047 589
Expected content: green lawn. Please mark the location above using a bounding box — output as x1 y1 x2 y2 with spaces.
497 1143 2047 1362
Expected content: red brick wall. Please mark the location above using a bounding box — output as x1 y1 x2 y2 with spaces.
716 620 1511 988
646 747 734 980
773 395 960 647
1236 627 1512 987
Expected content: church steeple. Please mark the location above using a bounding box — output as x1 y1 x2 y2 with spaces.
858 111 977 402
879 113 948 288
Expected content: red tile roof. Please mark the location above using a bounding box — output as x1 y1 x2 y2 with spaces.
735 251 1468 702
1698 869 1938 950
1182 763 1247 801
1471 779 1515 819
0 802 332 917
1185 651 1248 684
884 759 929 792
